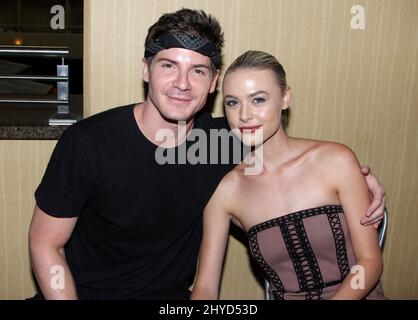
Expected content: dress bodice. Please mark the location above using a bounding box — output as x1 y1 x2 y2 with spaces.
247 205 385 300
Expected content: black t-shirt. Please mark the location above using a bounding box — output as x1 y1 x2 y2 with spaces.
35 104 238 299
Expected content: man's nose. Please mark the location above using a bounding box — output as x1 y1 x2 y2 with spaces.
172 71 191 91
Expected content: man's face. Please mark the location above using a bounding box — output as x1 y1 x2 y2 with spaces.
143 48 219 122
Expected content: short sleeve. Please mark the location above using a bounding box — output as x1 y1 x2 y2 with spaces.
35 126 95 218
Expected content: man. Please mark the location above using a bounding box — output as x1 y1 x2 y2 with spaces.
29 8 386 300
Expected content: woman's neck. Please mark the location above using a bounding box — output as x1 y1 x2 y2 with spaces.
255 126 296 173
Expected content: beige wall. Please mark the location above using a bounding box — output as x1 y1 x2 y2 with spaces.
1 0 417 299
0 141 56 298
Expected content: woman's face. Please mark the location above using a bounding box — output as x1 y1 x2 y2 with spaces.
223 68 290 146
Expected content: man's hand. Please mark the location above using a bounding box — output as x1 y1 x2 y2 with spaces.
360 166 387 229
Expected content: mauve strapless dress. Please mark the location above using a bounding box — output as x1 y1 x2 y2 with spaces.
248 205 385 300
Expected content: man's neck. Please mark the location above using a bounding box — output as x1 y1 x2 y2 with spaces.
134 101 195 147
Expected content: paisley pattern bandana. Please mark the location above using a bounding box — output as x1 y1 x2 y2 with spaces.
145 33 220 68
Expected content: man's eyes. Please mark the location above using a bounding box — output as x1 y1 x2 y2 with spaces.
160 64 207 76
193 69 207 76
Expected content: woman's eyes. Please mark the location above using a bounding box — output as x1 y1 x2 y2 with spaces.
224 97 267 107
224 100 238 107
253 97 266 104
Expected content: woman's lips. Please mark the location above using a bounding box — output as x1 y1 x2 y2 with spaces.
239 125 262 133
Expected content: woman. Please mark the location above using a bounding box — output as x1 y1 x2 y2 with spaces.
191 51 385 300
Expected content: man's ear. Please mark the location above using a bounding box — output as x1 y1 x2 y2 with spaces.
142 58 150 83
209 70 220 93
282 87 292 110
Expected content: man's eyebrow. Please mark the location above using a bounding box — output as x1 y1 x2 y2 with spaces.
156 58 211 70
156 58 178 64
193 64 211 70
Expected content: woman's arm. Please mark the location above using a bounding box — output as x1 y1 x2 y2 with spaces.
327 145 383 299
191 177 236 300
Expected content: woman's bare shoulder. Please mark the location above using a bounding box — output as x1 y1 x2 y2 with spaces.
299 139 360 176
219 165 244 189
314 141 357 162
291 137 357 162
207 167 242 209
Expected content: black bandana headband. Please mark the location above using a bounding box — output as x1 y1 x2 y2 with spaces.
144 33 221 68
